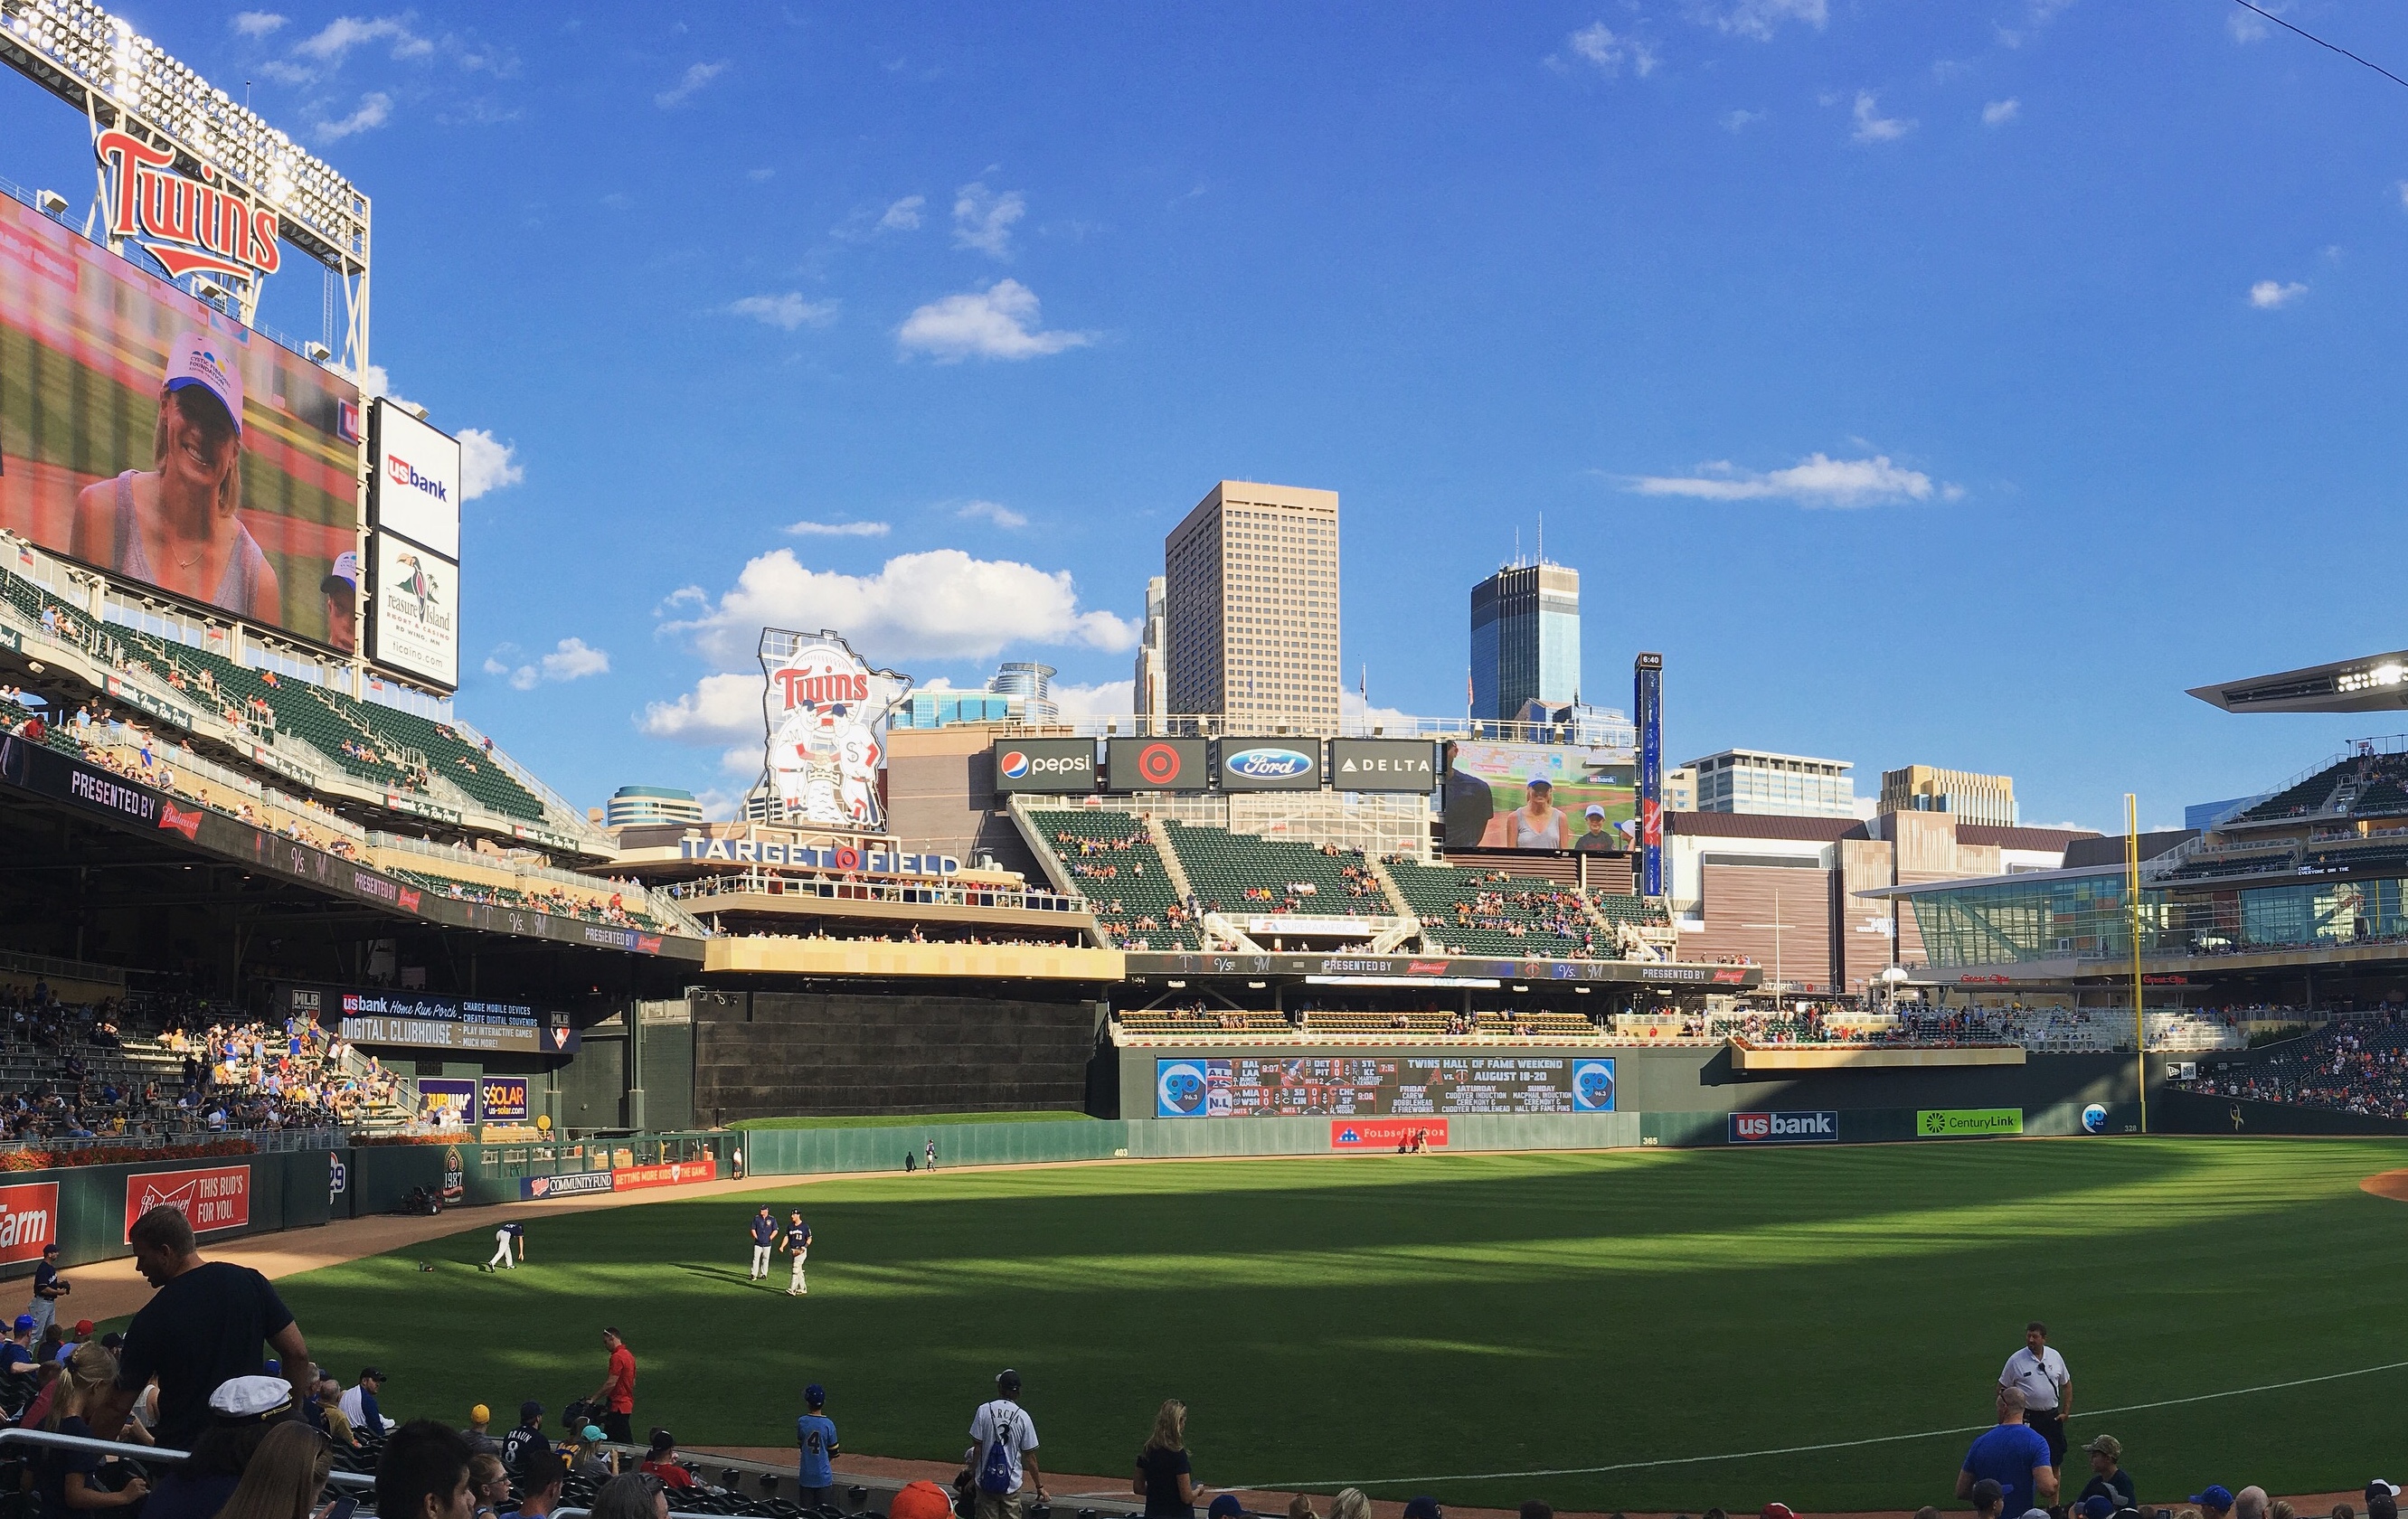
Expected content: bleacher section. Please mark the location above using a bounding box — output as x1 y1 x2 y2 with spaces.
2233 760 2347 824
0 557 590 847
1165 820 1386 915
1025 808 1202 950
1386 860 1610 958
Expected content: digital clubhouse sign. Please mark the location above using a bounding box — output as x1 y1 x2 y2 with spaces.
1156 1055 1613 1118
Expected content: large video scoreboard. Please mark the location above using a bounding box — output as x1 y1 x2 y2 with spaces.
1154 1054 1615 1118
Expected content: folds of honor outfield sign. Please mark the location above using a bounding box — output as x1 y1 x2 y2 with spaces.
760 628 911 828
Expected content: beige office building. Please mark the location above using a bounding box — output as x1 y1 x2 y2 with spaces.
1163 480 1340 730
1879 764 2018 828
1133 575 1167 724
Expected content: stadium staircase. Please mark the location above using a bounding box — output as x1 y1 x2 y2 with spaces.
1142 816 1197 902
1017 807 1201 950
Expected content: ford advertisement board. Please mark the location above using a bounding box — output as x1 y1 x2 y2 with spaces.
989 738 1097 795
1217 740 1322 791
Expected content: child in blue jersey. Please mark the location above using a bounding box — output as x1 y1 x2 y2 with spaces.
796 1383 840 1509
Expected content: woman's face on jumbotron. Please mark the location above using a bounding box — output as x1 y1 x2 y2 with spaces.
163 386 240 493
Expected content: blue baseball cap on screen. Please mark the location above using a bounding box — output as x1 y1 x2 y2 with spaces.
2192 1488 2234 1511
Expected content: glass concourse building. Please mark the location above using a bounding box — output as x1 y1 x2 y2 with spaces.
1896 869 2393 967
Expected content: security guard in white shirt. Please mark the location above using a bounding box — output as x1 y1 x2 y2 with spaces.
2000 1320 2073 1469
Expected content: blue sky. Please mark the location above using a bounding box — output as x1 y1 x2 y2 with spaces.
9 1 2408 830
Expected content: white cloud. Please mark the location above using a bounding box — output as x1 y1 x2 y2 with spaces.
660 546 1138 667
293 15 430 63
231 12 288 38
485 638 609 692
1628 453 1955 508
2396 181 2408 209
1851 91 1913 144
1566 22 1659 78
956 499 1028 530
1689 0 1827 41
641 672 767 744
458 429 524 499
656 61 726 108
747 167 776 183
2228 6 2271 42
1049 680 1135 720
316 92 393 141
951 183 1025 258
540 637 610 683
1339 689 1417 731
897 280 1091 362
2249 279 2308 308
785 520 891 538
1983 98 2021 127
879 195 926 231
726 293 839 331
1722 108 1765 132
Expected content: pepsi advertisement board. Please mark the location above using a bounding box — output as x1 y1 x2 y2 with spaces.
1106 738 1210 792
990 738 1097 794
1217 739 1322 791
1155 1054 1613 1118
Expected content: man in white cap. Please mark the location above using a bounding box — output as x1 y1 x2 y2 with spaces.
320 551 360 655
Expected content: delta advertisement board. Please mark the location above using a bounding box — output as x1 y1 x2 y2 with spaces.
1327 739 1439 793
1156 1054 1614 1118
1441 739 1637 851
1217 739 1321 791
0 193 362 648
369 400 462 560
368 530 459 689
0 1182 60 1265
991 737 1096 794
124 1164 251 1240
1105 737 1208 792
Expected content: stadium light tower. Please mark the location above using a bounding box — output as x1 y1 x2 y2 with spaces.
0 0 373 367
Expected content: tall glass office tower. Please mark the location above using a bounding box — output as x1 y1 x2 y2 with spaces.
1469 561 1581 721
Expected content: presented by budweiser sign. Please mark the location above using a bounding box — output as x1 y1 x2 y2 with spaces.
97 130 282 285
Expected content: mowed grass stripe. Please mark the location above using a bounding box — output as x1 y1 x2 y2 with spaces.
273 1139 2408 1513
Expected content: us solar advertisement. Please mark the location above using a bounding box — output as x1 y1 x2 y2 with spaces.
1155 1054 1614 1118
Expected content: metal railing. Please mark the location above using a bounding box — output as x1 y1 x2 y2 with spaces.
0 1423 377 1490
666 870 1090 915
441 712 618 848
368 832 707 937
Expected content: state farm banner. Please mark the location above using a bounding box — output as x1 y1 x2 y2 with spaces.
0 1182 61 1265
124 1165 251 1241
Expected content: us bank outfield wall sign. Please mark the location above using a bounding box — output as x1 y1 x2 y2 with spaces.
1327 739 1438 793
1123 950 1760 987
760 628 911 828
0 735 703 964
1217 739 1322 791
991 737 1097 795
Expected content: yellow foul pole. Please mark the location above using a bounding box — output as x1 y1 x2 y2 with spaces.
2128 793 2146 1135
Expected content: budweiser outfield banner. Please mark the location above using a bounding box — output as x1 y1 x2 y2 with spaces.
124 1165 251 1240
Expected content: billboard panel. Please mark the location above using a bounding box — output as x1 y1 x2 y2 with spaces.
760 628 911 826
308 986 581 1055
0 193 362 646
0 1182 60 1265
991 737 1096 795
1440 740 1636 850
368 531 458 688
477 1076 529 1122
1327 739 1439 792
1218 739 1322 791
1106 737 1208 792
1155 1054 1608 1117
124 1165 251 1240
369 400 461 559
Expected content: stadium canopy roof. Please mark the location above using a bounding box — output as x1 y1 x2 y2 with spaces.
2188 649 2408 714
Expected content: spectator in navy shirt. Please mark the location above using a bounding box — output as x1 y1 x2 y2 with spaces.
1958 1388 2056 1519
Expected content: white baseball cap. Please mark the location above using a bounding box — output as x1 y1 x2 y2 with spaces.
321 551 360 594
163 330 243 433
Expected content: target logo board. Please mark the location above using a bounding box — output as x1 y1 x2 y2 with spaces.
1106 737 1208 792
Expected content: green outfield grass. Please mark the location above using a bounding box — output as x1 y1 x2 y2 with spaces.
731 1111 1096 1129
273 1138 2408 1513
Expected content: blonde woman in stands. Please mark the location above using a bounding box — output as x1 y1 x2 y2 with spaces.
213 1421 334 1519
